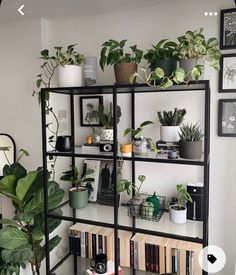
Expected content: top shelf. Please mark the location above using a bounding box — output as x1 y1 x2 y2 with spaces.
41 81 210 95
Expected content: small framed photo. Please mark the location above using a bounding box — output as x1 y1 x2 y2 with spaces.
218 99 236 137
80 96 103 127
219 54 236 93
220 8 236 49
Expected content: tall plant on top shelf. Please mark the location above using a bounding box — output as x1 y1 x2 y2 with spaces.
33 44 84 180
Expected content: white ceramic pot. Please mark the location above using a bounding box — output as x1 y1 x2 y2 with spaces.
101 128 113 141
169 205 187 224
58 65 83 87
160 126 180 142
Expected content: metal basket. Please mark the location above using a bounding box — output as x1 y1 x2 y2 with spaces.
127 194 166 222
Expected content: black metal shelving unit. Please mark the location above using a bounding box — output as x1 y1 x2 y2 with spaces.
41 81 210 275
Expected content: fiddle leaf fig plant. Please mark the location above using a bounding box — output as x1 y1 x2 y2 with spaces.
0 162 64 275
100 39 143 71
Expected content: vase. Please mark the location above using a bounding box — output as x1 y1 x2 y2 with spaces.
101 128 113 141
84 56 97 86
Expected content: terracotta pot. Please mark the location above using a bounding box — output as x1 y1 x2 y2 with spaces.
114 62 137 84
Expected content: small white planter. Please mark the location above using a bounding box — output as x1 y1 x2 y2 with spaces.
101 128 113 141
160 126 180 142
58 65 83 87
169 205 187 224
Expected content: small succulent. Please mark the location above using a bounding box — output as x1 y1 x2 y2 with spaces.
157 108 186 126
99 102 122 128
179 123 204 141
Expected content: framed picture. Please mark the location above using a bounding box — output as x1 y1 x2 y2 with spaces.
219 54 236 93
218 99 236 137
80 96 103 127
96 160 123 206
220 8 236 49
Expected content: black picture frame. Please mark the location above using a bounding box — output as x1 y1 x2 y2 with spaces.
218 99 236 137
219 53 236 93
220 8 236 50
80 96 103 127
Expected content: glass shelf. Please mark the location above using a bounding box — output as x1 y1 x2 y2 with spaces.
49 202 203 243
47 147 206 166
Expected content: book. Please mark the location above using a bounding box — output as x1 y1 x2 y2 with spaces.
82 159 101 202
86 260 122 275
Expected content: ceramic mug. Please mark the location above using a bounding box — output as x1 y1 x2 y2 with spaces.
90 253 107 274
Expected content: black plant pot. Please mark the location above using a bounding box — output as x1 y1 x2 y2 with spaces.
55 136 73 152
179 140 202 159
151 59 177 78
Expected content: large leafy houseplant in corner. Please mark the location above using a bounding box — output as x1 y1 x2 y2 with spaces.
0 162 64 275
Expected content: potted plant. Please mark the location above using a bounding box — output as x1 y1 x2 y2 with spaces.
169 184 192 224
56 44 85 87
118 175 146 215
124 121 154 155
177 28 221 80
0 162 64 275
60 165 94 209
100 39 143 84
99 102 122 141
179 123 204 159
144 39 179 78
157 108 187 142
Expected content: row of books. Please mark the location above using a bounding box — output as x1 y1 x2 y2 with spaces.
69 224 202 274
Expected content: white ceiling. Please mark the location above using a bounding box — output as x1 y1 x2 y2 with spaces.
0 0 164 24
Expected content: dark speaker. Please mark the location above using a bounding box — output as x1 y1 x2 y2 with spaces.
187 183 204 221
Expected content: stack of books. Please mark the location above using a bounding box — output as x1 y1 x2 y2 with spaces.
81 144 100 154
69 224 202 275
86 260 122 275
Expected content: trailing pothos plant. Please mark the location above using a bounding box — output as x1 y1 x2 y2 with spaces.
0 161 64 275
33 44 84 180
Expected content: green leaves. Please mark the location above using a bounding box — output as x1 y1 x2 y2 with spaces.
176 184 193 207
157 108 187 126
1 245 33 264
0 227 28 250
16 171 38 201
100 39 143 70
124 121 154 139
179 123 204 141
3 163 27 180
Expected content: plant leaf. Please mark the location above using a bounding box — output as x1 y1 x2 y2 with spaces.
15 171 38 201
0 227 28 250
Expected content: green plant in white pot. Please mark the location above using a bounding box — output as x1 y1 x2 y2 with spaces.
179 123 204 159
169 184 192 224
99 102 122 141
56 44 85 87
157 108 187 142
124 121 154 155
60 166 94 209
100 39 143 84
177 28 221 80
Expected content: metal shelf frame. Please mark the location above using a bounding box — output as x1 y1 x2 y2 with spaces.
41 81 210 275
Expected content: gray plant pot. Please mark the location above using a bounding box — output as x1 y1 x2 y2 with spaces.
69 187 88 209
130 195 143 216
179 140 202 159
179 59 196 81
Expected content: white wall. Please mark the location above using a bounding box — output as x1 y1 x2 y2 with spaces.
0 0 235 274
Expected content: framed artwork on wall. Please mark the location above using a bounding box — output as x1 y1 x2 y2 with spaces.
219 54 236 93
220 8 236 50
218 99 236 137
79 96 103 127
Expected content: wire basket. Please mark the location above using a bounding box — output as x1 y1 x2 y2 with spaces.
127 194 166 222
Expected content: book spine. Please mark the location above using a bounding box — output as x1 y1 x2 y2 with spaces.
98 234 103 254
172 248 175 273
154 245 159 273
186 250 189 275
150 244 154 272
92 233 96 258
117 237 120 266
133 240 138 269
145 243 149 272
130 240 134 268
69 234 74 255
85 232 89 258
81 231 85 258
104 236 107 255
75 234 81 256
